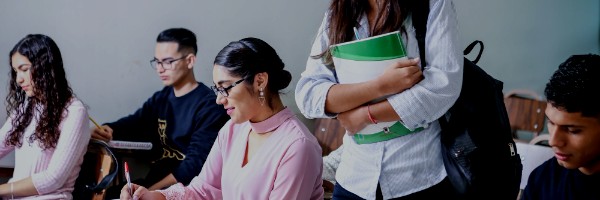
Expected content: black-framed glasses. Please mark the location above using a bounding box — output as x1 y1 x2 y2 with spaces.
211 78 246 97
150 56 186 70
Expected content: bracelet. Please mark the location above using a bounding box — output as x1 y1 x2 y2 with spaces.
10 182 14 200
367 104 378 124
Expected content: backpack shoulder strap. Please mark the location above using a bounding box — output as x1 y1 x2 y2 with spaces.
89 139 119 192
412 0 430 70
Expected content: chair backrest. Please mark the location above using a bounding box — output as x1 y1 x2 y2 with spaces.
73 139 119 200
313 118 345 156
504 89 547 141
515 134 554 199
516 135 554 189
529 134 550 146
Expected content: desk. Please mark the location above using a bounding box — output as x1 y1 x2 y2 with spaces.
0 151 15 178
516 142 554 189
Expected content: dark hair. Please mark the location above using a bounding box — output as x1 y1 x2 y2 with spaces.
315 0 411 65
545 54 600 117
214 37 292 108
156 28 197 55
6 34 74 150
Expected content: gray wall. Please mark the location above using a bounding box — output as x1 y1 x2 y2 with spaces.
456 0 599 95
0 0 598 137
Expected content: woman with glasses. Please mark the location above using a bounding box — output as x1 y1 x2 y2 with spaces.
121 37 324 200
0 34 90 199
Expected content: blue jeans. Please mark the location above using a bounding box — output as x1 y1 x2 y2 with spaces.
332 178 455 200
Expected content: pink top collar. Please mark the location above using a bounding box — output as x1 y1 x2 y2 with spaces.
250 107 293 134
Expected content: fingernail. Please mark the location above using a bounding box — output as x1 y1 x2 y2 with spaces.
133 195 138 200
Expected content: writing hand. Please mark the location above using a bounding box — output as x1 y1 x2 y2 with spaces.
120 183 148 200
91 125 113 142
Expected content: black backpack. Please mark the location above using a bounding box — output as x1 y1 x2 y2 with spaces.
412 1 522 199
72 139 119 200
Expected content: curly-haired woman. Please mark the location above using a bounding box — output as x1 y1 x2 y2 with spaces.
0 34 90 199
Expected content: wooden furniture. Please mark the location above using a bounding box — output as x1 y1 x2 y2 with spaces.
504 89 547 142
313 118 346 200
73 140 118 200
313 118 345 156
92 144 114 200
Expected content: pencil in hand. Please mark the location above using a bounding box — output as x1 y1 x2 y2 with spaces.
89 116 102 129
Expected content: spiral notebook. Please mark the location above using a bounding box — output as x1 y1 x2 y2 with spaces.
108 140 153 150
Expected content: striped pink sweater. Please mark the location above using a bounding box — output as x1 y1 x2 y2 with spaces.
0 98 90 199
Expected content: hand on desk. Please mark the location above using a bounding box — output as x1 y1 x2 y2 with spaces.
92 125 113 142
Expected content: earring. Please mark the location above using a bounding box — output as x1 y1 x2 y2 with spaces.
258 88 265 106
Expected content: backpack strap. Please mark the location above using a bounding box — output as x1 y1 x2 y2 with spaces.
412 0 430 70
464 40 484 64
88 139 119 193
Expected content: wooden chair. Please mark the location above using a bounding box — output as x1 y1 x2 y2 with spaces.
313 118 345 156
313 118 346 200
504 89 547 143
73 139 119 200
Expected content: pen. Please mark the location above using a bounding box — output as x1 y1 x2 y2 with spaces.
125 162 133 197
353 27 361 40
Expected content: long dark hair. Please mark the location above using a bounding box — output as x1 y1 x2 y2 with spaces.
214 37 292 109
6 34 74 150
317 0 411 65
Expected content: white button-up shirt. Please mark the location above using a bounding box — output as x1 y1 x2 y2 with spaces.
295 0 463 199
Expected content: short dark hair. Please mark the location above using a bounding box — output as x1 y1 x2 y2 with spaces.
545 54 600 117
156 28 197 55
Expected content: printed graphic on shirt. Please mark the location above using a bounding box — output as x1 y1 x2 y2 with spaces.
156 119 186 161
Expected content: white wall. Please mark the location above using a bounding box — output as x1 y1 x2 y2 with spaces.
0 0 598 136
0 0 329 127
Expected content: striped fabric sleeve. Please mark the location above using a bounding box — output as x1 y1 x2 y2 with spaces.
31 100 90 194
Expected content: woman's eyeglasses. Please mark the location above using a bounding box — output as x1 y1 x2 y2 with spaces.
211 78 245 97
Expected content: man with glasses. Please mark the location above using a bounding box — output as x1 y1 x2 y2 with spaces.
91 28 229 197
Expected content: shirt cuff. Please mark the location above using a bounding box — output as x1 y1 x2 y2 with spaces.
387 91 430 130
157 183 186 200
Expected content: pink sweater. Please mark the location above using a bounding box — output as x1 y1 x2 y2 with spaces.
158 108 324 200
0 98 90 199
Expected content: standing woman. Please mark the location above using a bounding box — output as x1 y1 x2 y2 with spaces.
122 37 324 200
296 0 462 199
0 34 90 199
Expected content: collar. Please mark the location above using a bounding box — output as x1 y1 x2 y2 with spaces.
250 107 293 134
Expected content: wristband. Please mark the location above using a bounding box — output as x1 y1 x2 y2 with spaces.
367 104 378 124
